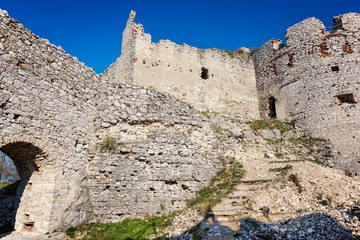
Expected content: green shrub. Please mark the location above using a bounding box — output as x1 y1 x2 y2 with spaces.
100 132 117 153
65 227 77 238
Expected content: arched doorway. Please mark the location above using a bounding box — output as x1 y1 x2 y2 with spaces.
0 151 19 233
0 141 55 234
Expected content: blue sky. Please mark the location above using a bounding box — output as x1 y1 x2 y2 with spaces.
0 0 358 74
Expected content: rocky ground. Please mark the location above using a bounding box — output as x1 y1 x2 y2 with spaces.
159 114 360 239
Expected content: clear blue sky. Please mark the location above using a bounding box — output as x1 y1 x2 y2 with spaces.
0 0 358 74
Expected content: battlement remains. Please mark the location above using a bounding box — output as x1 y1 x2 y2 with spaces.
102 11 260 120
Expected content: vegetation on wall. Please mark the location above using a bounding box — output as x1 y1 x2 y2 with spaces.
100 132 117 153
247 119 293 135
189 157 245 213
65 156 245 239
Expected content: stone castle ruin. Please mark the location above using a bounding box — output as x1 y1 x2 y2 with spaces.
101 11 259 120
253 13 360 173
0 8 359 234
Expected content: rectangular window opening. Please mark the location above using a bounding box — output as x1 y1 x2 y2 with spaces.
24 222 34 231
336 93 355 104
331 66 339 72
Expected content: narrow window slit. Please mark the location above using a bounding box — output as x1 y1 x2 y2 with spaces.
201 67 209 79
331 66 339 72
268 96 277 119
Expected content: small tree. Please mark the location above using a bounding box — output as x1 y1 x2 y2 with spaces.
100 132 117 154
0 151 19 183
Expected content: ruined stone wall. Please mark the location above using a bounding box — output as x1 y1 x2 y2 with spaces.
90 84 223 221
0 9 100 233
102 12 259 120
0 8 226 234
253 13 360 174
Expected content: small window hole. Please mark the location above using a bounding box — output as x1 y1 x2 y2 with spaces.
201 67 209 79
24 222 34 231
331 66 339 72
336 93 355 104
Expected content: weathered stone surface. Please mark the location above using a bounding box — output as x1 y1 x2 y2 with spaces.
101 11 260 121
0 6 359 238
253 13 360 174
0 9 223 234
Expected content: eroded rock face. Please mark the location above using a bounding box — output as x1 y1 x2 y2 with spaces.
0 9 225 234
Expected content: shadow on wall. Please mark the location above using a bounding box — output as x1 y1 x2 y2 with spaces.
0 181 20 235
0 142 46 235
159 208 357 239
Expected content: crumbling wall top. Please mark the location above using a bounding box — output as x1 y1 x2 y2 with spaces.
333 12 360 32
127 10 136 25
286 17 325 48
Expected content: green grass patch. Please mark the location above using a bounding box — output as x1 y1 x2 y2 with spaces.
188 157 245 213
247 120 293 135
200 111 219 119
290 138 331 167
0 180 19 194
290 137 327 148
311 158 327 167
212 125 222 135
66 216 172 240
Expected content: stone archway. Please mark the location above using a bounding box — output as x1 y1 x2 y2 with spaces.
0 141 56 234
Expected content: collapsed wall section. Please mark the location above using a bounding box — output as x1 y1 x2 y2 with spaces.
102 11 259 120
253 13 360 174
90 84 224 221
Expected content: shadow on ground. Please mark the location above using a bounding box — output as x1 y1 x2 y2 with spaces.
159 208 357 240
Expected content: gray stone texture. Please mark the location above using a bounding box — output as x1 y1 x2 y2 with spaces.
253 13 360 174
0 9 223 234
0 6 360 236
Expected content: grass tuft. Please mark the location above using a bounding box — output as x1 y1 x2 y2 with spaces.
100 132 117 154
66 216 172 239
247 120 293 135
188 157 245 214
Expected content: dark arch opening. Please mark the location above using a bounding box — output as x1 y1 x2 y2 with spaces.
0 151 19 233
0 142 47 234
268 96 277 119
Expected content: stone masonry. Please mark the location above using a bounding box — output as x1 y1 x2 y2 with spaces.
101 11 259 120
253 13 360 174
0 9 224 234
0 6 360 236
